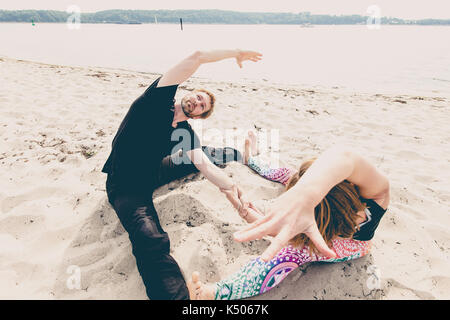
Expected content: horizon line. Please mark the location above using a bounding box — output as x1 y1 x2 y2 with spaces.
0 8 449 20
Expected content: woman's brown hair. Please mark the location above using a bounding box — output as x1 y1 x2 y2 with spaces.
286 158 366 255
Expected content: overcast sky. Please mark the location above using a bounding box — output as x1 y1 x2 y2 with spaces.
1 0 449 19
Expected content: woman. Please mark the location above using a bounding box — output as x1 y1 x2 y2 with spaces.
187 131 390 300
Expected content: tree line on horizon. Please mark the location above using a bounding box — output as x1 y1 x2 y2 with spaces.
0 9 448 25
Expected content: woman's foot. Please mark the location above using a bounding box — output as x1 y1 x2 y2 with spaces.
244 138 251 165
187 272 215 300
248 130 258 156
243 130 259 164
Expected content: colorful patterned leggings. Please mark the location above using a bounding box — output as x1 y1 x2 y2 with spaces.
214 238 372 300
247 156 295 186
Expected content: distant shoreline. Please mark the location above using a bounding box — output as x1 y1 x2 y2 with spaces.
0 9 449 25
1 22 450 27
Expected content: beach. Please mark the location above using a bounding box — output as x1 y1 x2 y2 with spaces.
0 56 449 299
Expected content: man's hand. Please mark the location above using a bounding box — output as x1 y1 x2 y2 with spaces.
158 49 262 87
235 50 263 68
233 190 336 262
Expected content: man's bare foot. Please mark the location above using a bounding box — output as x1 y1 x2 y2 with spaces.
187 272 215 300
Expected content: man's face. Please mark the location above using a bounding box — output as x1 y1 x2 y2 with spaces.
181 91 211 119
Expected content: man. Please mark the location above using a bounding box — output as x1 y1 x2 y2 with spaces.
102 49 263 300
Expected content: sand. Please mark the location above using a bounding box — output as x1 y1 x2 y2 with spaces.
0 56 449 300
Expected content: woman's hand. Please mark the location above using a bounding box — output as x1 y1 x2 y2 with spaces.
237 201 267 224
235 50 263 68
233 190 337 262
220 184 249 215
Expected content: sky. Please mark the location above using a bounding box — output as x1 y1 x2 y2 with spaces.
1 0 449 19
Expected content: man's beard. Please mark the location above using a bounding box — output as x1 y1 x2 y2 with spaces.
181 98 195 118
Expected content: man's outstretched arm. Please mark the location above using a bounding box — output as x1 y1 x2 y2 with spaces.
157 49 262 88
186 148 248 213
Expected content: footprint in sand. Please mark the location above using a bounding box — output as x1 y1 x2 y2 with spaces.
383 278 437 299
0 215 45 240
0 233 25 255
392 150 424 161
52 198 138 299
0 187 60 214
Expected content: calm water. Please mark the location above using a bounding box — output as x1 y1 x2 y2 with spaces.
1 23 449 96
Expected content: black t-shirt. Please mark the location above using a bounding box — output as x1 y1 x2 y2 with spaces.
353 198 387 241
102 76 200 193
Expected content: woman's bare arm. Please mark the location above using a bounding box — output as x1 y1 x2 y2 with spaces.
234 146 390 261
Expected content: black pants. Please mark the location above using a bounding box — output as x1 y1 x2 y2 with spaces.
106 146 241 300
